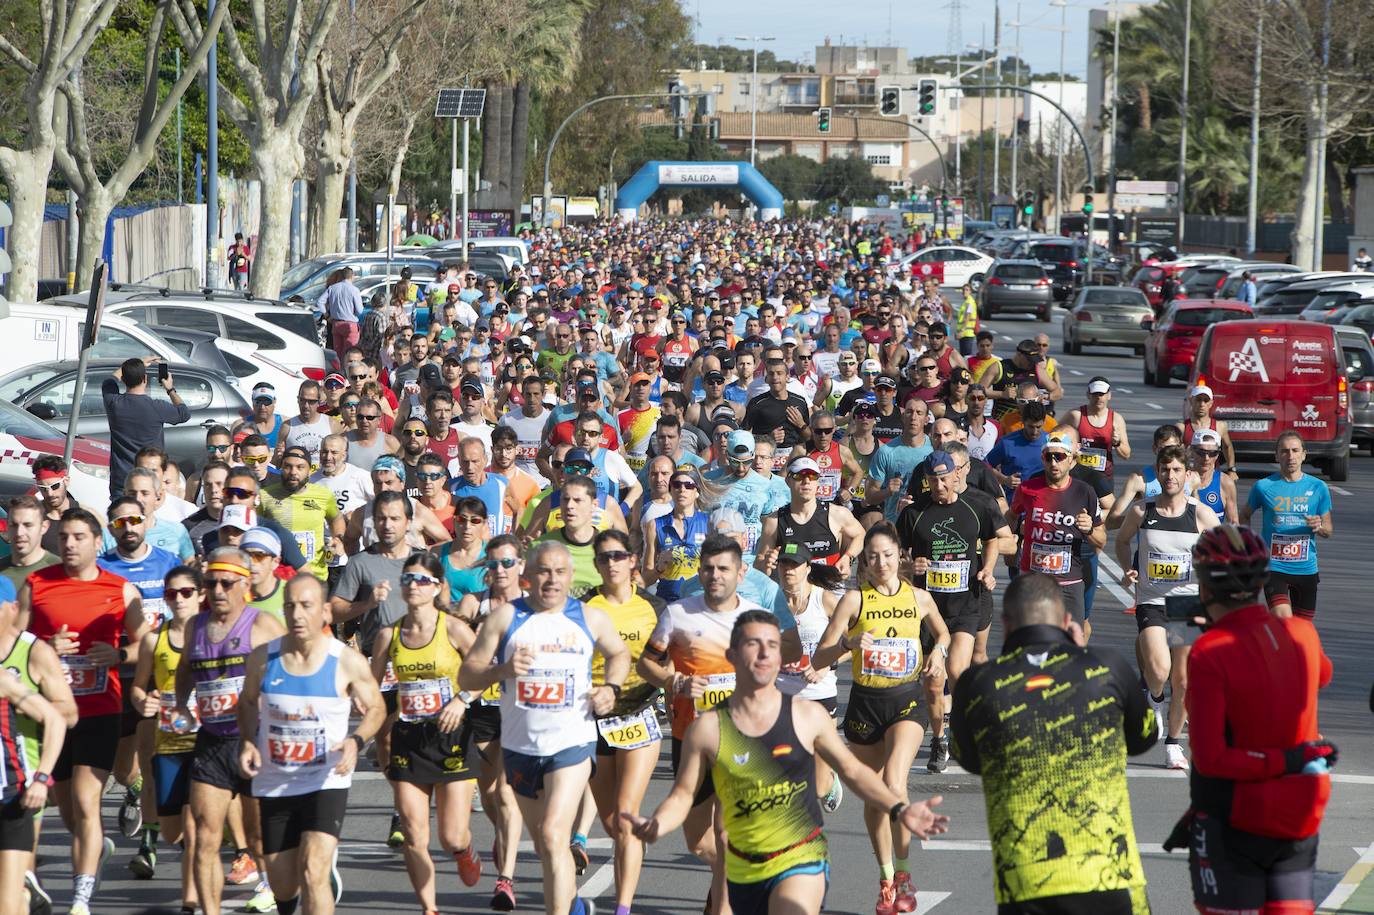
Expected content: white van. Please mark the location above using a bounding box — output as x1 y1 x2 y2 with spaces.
0 299 188 366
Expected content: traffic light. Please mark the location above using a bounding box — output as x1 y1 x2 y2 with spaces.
816 107 831 133
879 86 901 117
940 195 949 210
917 79 938 116
1020 190 1035 217
1082 192 1094 215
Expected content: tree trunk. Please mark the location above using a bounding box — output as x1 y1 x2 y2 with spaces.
1289 110 1322 269
0 143 55 302
1137 83 1152 132
1325 156 1346 225
250 132 306 298
508 82 531 213
389 113 418 198
74 185 116 289
311 121 349 257
496 85 515 208
478 81 500 210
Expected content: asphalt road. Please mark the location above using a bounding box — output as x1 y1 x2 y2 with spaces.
50 302 1374 915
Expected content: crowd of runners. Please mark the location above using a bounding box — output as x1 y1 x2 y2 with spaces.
0 216 1341 915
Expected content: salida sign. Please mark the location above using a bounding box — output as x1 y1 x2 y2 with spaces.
657 164 740 185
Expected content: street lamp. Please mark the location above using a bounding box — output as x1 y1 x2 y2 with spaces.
733 35 775 166
1177 0 1192 246
1050 0 1068 234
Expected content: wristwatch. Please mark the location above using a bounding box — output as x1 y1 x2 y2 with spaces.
31 772 52 787
349 733 366 752
604 683 623 700
888 802 906 824
457 690 476 706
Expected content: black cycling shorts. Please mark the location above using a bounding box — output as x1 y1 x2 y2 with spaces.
1265 572 1319 620
463 703 502 747
842 683 922 746
0 795 34 852
54 713 120 781
997 887 1148 914
1188 810 1317 913
1136 603 1168 632
259 788 349 855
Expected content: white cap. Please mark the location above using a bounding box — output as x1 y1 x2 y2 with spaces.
1087 379 1111 395
1191 428 1222 448
218 504 257 532
787 456 821 475
1189 384 1214 399
861 358 882 373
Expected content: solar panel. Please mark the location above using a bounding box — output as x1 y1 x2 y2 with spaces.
435 88 486 119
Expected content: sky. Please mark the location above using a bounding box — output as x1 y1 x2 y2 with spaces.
685 0 1099 78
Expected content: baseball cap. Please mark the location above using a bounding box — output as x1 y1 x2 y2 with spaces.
628 372 652 386
372 455 406 478
861 358 882 374
280 445 311 465
475 318 491 331
726 429 756 459
251 383 276 402
1087 379 1111 395
1043 435 1075 454
459 377 483 397
787 456 821 475
218 504 257 532
776 542 814 566
418 363 444 386
240 527 282 557
875 374 898 389
709 506 747 534
324 372 347 389
1191 429 1223 448
1190 384 1214 399
924 450 958 476
563 448 594 469
853 400 877 417
950 366 972 384
711 414 740 433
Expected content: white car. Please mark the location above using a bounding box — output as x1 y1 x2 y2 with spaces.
890 245 995 291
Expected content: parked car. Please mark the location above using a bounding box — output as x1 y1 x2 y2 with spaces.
0 301 193 367
1334 303 1374 339
890 245 994 290
150 325 308 414
0 397 112 511
1182 262 1302 299
1130 262 1190 309
1296 280 1374 322
979 260 1054 320
1191 319 1353 480
1061 287 1153 355
1143 299 1253 387
428 236 529 266
0 360 251 473
1333 324 1374 455
1011 237 1089 301
280 253 444 301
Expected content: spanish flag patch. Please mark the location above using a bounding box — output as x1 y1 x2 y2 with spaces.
772 744 793 757
1024 675 1054 691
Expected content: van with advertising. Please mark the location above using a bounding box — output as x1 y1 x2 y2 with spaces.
1190 319 1354 480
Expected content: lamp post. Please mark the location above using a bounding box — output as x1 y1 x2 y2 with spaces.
1107 0 1122 251
733 35 775 166
1176 0 1192 247
1051 0 1068 234
1246 5 1262 256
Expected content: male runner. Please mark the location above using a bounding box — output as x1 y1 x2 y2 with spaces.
459 541 631 915
1240 432 1332 620
755 456 864 575
258 446 344 580
239 575 384 914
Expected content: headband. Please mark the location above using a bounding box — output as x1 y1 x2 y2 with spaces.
34 469 65 482
205 561 250 578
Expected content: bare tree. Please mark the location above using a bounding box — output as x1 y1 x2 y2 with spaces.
52 0 228 288
308 0 430 256
170 0 342 297
0 0 118 301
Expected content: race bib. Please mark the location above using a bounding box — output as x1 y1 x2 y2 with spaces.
398 677 453 722
480 681 502 705
517 443 539 462
772 451 790 472
60 655 109 696
158 692 199 734
781 639 819 678
596 706 662 750
817 470 842 501
196 676 244 725
627 453 647 472
694 673 736 712
1077 447 1107 471
142 599 168 629
1030 542 1072 576
1146 550 1191 585
379 661 398 693
295 530 318 563
515 670 574 710
926 560 971 593
1270 533 1311 564
861 638 920 679
267 723 326 768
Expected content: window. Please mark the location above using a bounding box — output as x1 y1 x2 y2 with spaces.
223 353 259 379
118 306 152 324
224 317 285 351
257 311 319 345
148 373 214 410
0 366 60 405
865 153 892 165
29 376 83 419
1340 342 1370 381
86 326 157 360
156 307 222 336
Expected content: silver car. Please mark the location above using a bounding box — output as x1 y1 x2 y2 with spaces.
980 259 1055 320
1062 286 1154 355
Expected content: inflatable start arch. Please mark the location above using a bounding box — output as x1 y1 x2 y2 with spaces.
615 161 784 221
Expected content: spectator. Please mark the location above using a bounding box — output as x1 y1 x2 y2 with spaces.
100 357 190 497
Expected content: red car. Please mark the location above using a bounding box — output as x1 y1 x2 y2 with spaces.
1131 262 1190 309
1143 299 1253 387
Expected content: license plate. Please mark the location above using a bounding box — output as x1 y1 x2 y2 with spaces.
1010 284 1032 290
1228 419 1269 432
1102 314 1134 323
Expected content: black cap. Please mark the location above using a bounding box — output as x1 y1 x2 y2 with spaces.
418 363 443 386
875 374 898 389
704 371 726 384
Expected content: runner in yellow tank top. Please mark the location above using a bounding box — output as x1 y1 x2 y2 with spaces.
368 553 483 911
814 523 950 915
128 566 205 910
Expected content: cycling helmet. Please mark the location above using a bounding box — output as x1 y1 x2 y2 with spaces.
1192 524 1269 598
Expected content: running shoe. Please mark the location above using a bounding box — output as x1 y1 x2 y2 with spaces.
1146 690 1165 739
24 870 50 915
456 845 482 887
128 844 157 879
490 877 516 912
330 846 343 902
242 879 276 912
1164 742 1190 771
821 776 844 813
570 839 589 875
118 779 143 838
875 878 899 915
227 851 259 885
67 903 90 915
580 899 596 915
387 811 405 849
894 871 918 913
927 736 950 773
93 836 115 895
471 789 484 814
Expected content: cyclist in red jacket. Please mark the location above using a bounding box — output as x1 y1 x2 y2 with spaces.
1167 525 1335 915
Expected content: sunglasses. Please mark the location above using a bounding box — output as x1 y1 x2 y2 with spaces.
484 557 520 570
348 374 368 382
564 464 593 475
298 397 324 405
1194 449 1220 458
416 470 446 481
917 366 938 372
206 444 231 453
242 454 270 465
402 428 428 437
791 470 820 482
110 514 145 529
1045 452 1072 463
401 572 440 586
224 486 255 500
205 578 242 591
357 414 380 421
457 515 487 526
36 480 63 493
670 480 697 491
341 401 360 410
245 550 275 562
164 586 199 599
813 426 835 435
595 550 633 563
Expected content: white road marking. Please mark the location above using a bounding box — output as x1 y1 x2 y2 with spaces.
581 860 617 899
1333 486 1354 496
1145 402 1163 410
1069 369 1084 376
999 334 1014 341
1317 844 1374 911
1117 387 1134 394
1093 552 1137 608
914 891 953 912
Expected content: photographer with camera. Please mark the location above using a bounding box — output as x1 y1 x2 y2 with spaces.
1113 445 1221 771
101 357 190 497
1166 525 1335 915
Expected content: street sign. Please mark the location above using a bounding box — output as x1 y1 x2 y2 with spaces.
828 203 839 215
1136 217 1179 248
1116 179 1177 195
1115 193 1176 210
876 194 890 207
657 163 739 185
434 88 486 119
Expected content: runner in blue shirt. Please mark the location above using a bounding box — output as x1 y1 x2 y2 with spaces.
704 431 789 568
1240 432 1332 620
97 496 183 628
985 402 1051 498
863 399 934 521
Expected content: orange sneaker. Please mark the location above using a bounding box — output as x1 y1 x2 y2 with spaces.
455 845 482 887
227 851 259 885
875 878 899 915
894 871 917 913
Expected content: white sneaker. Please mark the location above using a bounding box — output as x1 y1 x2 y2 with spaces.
1165 743 1189 770
1146 690 1165 740
821 776 844 813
